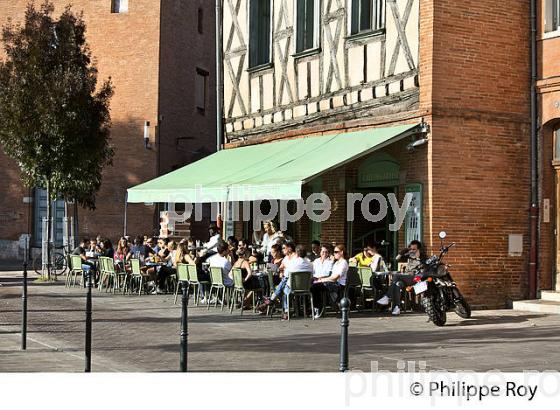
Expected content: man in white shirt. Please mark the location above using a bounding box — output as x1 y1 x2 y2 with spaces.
207 241 233 287
258 242 312 320
286 250 313 277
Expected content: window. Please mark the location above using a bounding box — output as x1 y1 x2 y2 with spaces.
33 188 65 247
198 8 204 34
111 0 128 14
404 184 422 246
350 0 385 35
195 68 209 113
296 0 319 53
249 0 272 68
545 0 560 33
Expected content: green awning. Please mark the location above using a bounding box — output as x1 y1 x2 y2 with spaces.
127 123 422 203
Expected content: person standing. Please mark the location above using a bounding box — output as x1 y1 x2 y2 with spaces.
260 221 283 259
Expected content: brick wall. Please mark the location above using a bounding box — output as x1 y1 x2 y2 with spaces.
0 0 217 255
158 0 217 241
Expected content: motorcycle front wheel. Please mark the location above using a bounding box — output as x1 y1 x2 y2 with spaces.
423 294 447 326
454 297 472 319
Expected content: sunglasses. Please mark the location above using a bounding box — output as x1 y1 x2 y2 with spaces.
334 250 341 254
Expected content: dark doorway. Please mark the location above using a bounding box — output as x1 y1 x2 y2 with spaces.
349 188 397 265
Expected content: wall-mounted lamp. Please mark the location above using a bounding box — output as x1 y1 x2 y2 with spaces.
406 121 430 152
406 137 429 152
144 121 151 149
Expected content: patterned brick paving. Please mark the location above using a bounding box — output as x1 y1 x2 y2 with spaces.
2 271 560 372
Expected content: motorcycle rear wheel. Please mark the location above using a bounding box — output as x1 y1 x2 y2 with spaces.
424 295 447 326
454 298 472 319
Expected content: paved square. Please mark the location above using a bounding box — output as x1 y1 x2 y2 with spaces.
1 271 560 372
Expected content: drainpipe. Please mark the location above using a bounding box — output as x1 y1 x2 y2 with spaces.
216 0 225 236
529 0 538 299
216 0 223 153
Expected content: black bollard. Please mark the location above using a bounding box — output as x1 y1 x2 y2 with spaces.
179 281 189 372
85 271 92 372
21 238 28 351
339 297 350 372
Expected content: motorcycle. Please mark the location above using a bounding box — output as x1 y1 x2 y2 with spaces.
411 231 471 326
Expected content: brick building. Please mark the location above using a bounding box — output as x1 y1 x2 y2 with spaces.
216 0 533 309
537 0 560 294
0 0 216 259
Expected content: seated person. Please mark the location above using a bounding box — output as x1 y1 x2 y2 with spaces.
178 241 211 294
145 237 156 254
237 238 258 265
114 237 130 269
154 241 179 294
72 238 96 278
368 243 389 292
377 240 426 316
350 244 374 268
258 243 312 320
312 244 334 279
129 236 156 264
311 244 349 318
265 243 284 288
230 247 263 308
307 240 321 262
86 238 101 258
226 236 239 264
154 238 170 261
207 241 234 289
101 239 114 259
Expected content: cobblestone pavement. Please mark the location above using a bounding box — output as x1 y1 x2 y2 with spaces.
1 271 560 372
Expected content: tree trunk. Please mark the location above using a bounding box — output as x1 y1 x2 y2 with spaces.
45 179 51 281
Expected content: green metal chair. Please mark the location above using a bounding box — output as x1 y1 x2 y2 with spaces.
98 256 118 293
358 267 376 311
113 259 127 293
67 255 84 288
287 271 315 321
208 266 229 311
188 264 209 306
173 264 209 306
97 256 108 291
125 259 144 295
174 263 190 305
229 268 246 315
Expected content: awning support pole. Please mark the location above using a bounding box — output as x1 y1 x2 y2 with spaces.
124 192 128 237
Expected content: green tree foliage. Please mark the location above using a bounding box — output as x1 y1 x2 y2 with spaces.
0 1 114 209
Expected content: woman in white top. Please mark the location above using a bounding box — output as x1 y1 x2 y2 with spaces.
312 244 334 278
311 244 349 318
369 244 388 273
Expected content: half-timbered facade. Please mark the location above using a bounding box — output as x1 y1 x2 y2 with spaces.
223 0 419 141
